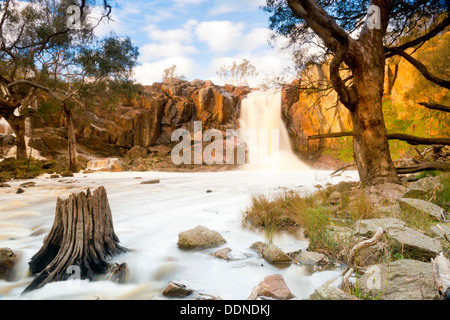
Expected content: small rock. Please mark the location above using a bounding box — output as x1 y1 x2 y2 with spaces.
399 198 446 221
289 250 328 266
308 285 359 300
248 274 295 300
429 224 450 239
206 189 213 193
0 183 11 188
0 248 16 280
16 187 25 194
328 191 342 205
177 225 226 249
162 280 193 297
214 247 232 260
250 242 291 264
20 181 36 188
50 174 60 179
60 170 74 177
140 179 160 185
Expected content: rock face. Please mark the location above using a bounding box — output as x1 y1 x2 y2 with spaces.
31 80 251 158
248 274 295 300
359 259 440 300
354 218 443 260
0 248 16 280
177 226 226 249
281 65 352 158
398 198 446 221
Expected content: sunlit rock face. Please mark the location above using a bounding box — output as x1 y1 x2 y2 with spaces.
281 64 352 159
31 79 251 158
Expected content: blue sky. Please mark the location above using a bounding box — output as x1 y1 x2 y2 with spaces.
92 0 293 86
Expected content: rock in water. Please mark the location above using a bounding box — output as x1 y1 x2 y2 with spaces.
177 226 226 249
359 259 440 300
248 274 295 300
0 248 16 280
250 242 291 264
162 280 193 297
140 179 160 184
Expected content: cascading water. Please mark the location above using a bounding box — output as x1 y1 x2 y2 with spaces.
239 91 309 171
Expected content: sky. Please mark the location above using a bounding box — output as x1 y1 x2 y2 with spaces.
92 0 294 87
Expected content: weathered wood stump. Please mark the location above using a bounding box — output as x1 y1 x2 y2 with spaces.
23 187 127 293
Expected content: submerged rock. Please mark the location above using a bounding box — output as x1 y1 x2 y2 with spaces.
359 259 439 300
177 225 226 249
140 179 160 185
20 181 36 188
248 274 295 300
0 248 16 280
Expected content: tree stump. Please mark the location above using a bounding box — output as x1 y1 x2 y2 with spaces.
23 187 127 293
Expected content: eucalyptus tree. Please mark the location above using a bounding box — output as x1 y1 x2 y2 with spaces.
264 0 449 185
0 0 138 172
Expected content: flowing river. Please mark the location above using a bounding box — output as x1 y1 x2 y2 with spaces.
0 170 359 300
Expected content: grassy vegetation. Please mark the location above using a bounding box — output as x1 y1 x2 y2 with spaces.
0 157 65 180
243 173 450 262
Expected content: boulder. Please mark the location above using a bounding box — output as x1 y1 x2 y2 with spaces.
402 177 443 201
162 280 193 297
60 170 74 177
288 250 328 266
177 226 226 249
429 224 450 239
399 198 446 221
328 191 342 205
359 259 440 300
248 274 295 300
16 187 25 194
308 285 359 300
250 242 291 264
20 181 36 188
0 248 16 280
354 218 443 260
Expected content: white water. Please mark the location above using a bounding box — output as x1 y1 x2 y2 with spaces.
0 170 359 300
239 91 309 171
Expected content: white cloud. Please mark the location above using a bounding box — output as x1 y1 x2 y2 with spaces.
134 56 199 85
208 0 266 16
140 42 198 60
195 21 269 53
146 19 198 44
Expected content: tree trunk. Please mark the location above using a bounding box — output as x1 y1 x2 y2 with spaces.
64 105 78 172
6 114 27 160
350 42 400 186
24 187 127 293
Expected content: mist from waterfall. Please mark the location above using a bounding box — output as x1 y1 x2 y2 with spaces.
239 91 309 171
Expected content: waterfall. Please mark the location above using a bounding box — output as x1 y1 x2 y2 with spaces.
239 90 309 171
86 158 123 171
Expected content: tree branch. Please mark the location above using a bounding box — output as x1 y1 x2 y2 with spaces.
385 15 450 58
389 48 450 89
396 162 450 174
418 102 450 113
308 132 450 146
